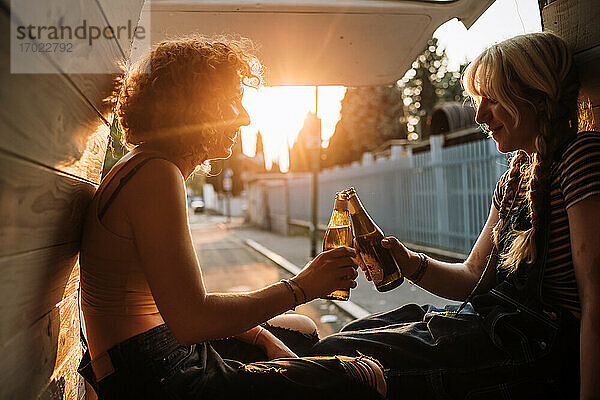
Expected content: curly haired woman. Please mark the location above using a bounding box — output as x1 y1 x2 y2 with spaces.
77 37 386 399
313 31 600 399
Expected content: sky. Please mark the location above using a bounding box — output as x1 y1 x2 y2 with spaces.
240 0 542 172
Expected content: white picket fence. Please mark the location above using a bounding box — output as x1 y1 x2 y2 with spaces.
244 134 509 255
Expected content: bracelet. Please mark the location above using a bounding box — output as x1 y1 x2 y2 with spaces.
288 279 307 303
407 253 428 284
281 279 299 310
252 326 264 345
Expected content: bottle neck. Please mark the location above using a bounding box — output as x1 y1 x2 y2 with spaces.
334 198 348 211
347 195 362 215
347 195 377 234
328 207 350 227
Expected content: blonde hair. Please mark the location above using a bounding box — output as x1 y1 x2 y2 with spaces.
116 36 262 162
462 31 580 273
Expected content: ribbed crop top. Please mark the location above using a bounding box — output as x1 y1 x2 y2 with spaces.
80 156 166 318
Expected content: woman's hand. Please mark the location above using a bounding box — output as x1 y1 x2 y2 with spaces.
353 239 371 281
380 236 420 278
355 236 419 280
292 246 359 301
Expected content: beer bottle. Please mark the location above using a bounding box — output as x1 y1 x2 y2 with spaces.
322 192 353 301
345 187 403 292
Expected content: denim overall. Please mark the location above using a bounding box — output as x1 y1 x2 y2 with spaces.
313 183 580 399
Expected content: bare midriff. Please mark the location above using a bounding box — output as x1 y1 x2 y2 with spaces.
83 313 165 359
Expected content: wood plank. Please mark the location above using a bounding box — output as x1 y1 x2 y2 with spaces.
0 10 112 183
64 0 147 123
38 350 85 400
9 0 124 74
65 0 148 125
0 294 81 400
1 0 142 65
97 0 147 61
4 0 144 113
542 0 600 53
0 244 80 346
0 153 96 256
591 105 600 132
576 45 600 110
542 1 600 127
5 0 122 116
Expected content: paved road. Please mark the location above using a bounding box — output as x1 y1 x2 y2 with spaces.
189 211 459 332
188 212 352 336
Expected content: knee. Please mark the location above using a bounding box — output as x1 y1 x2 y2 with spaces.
360 357 387 398
338 355 387 398
267 314 317 336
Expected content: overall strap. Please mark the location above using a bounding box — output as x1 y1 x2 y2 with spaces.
494 176 552 313
98 156 170 220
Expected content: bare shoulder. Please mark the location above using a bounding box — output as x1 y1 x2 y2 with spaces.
130 158 183 189
121 158 187 215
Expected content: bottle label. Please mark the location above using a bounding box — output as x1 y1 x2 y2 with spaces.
361 253 384 284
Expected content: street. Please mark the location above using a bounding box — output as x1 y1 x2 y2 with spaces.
189 212 353 335
188 211 458 337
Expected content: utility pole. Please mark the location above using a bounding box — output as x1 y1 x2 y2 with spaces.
223 168 233 223
310 86 321 257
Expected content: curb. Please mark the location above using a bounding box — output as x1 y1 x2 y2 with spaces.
244 239 371 320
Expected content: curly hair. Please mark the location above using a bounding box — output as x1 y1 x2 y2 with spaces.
116 36 262 160
462 31 581 273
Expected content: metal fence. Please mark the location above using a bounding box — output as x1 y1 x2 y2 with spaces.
247 136 509 255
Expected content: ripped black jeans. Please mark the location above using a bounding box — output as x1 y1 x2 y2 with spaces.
312 296 580 400
314 199 580 399
78 322 384 400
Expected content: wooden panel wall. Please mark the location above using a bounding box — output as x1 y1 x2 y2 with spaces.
0 1 144 399
543 0 600 130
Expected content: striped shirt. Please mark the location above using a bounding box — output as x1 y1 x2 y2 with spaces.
493 131 600 314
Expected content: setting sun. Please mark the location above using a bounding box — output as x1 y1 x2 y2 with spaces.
240 86 346 173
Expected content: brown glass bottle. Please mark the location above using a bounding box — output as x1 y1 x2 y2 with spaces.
322 192 353 301
345 187 403 292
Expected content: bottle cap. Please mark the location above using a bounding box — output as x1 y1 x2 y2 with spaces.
344 187 357 197
334 192 348 211
335 192 348 201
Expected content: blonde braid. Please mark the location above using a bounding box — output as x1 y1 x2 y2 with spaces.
498 52 580 273
492 151 529 248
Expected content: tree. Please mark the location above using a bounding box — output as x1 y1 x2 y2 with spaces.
289 113 317 172
101 117 128 178
186 171 205 196
398 37 467 140
320 86 406 168
270 160 281 174
255 130 264 158
251 131 267 173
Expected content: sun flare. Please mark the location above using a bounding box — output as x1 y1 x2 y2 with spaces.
240 86 346 173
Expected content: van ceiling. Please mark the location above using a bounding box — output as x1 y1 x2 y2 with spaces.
144 0 495 86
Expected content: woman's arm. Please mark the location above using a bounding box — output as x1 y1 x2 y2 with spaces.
567 196 600 400
123 159 358 345
377 204 499 301
235 326 298 359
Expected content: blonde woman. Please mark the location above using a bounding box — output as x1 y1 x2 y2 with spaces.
314 31 599 399
78 38 386 399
